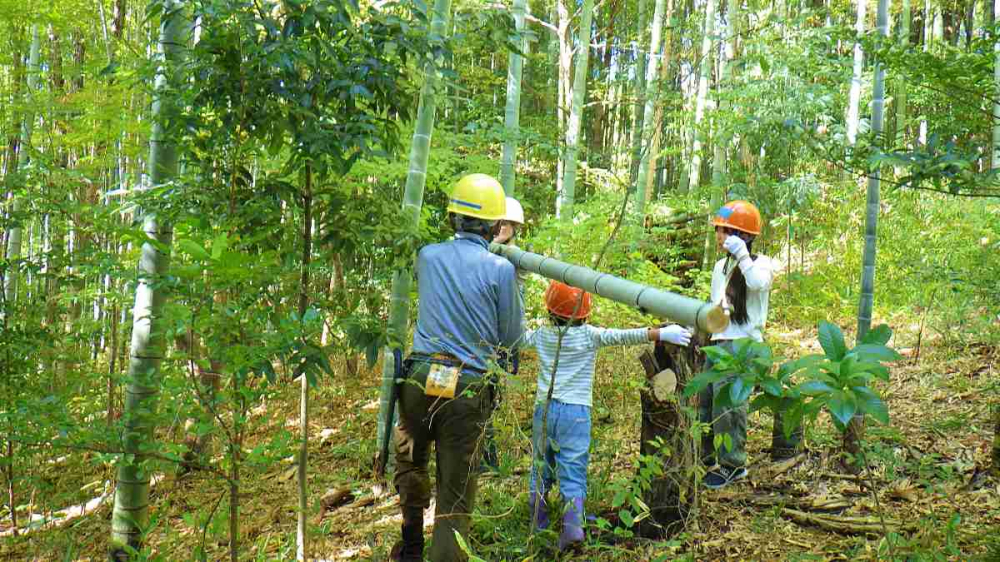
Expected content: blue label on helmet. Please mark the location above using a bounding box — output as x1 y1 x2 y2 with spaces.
717 206 734 219
451 198 483 210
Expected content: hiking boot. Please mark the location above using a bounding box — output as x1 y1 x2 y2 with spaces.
558 497 585 550
703 466 748 490
390 509 424 561
528 491 549 532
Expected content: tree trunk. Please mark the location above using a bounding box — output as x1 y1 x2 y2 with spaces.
629 0 649 184
547 2 561 194
500 0 528 196
686 0 717 191
992 0 1000 476
705 0 737 268
3 25 40 306
109 2 188 557
644 17 674 201
375 0 454 479
919 0 932 145
846 0 867 146
634 0 669 220
964 1 973 50
895 0 910 151
555 0 570 213
559 0 595 218
638 335 706 538
296 164 313 561
993 0 1000 169
848 0 889 463
592 12 615 168
2 36 23 186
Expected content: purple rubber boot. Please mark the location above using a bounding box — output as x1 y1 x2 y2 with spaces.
558 497 585 550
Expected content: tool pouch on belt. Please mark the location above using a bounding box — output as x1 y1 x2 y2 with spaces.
403 354 494 401
426 363 460 398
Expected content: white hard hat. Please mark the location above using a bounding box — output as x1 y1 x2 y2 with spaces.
503 197 524 224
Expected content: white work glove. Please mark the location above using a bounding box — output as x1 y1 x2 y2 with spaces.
723 235 750 262
658 324 692 347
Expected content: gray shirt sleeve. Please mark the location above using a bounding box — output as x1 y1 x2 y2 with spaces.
497 263 525 352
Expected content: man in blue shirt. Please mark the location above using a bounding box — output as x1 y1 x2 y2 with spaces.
391 174 524 562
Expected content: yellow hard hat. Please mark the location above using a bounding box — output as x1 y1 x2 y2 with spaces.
447 174 506 221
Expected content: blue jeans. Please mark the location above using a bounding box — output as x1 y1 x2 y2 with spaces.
529 400 591 499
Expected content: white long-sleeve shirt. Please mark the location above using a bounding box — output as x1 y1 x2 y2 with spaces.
523 325 648 407
710 254 773 342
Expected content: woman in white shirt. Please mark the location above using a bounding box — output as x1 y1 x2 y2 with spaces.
700 200 798 490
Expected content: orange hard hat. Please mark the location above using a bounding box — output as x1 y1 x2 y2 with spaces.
545 281 592 320
711 200 762 235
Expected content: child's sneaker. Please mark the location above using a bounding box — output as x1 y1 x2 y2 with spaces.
703 466 747 490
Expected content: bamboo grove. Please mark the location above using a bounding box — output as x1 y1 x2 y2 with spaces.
3 0 1000 558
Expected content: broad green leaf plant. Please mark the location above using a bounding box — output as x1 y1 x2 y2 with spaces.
685 321 901 444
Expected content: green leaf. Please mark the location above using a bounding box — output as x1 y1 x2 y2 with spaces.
852 386 890 424
828 390 858 427
760 378 782 396
177 239 212 261
452 530 488 562
839 355 859 378
777 354 826 379
860 324 892 345
612 489 627 508
682 369 730 398
701 345 733 362
211 233 229 260
750 393 778 414
729 377 752 405
817 321 847 361
851 344 902 362
798 380 835 396
783 403 806 440
848 361 890 381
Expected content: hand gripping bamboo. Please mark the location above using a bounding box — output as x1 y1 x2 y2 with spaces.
490 244 729 334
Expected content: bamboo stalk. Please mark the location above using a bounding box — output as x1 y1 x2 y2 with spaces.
499 0 528 196
375 0 454 479
109 2 188 555
559 0 595 217
634 0 669 218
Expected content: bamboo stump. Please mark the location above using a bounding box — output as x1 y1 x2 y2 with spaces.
636 333 707 539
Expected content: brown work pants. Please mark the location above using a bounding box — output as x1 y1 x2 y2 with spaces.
393 360 492 562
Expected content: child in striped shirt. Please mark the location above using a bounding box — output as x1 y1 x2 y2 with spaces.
523 281 691 550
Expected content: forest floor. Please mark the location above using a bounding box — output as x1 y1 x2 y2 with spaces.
5 293 1000 560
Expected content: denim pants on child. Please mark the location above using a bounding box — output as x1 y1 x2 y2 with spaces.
529 400 591 499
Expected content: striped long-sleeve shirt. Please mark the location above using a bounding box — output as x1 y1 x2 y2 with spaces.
523 325 648 407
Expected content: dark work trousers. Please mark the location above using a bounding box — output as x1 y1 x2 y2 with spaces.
393 358 493 562
698 340 803 468
481 352 516 469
